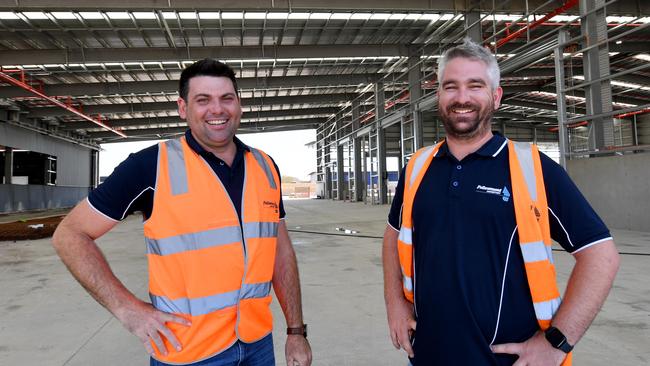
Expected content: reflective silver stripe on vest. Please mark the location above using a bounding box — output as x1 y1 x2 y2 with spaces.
243 221 279 239
511 141 537 201
165 139 189 196
403 275 413 292
520 240 551 263
409 145 436 187
532 297 561 320
399 227 413 245
546 246 554 264
150 281 271 316
146 226 243 256
249 148 277 189
240 281 272 299
146 222 279 256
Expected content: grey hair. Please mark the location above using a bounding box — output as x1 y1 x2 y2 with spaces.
437 37 500 90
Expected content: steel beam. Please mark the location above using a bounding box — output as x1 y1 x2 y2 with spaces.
0 0 462 11
0 39 645 69
97 124 315 143
0 73 381 98
0 45 408 65
1 0 647 12
423 42 650 56
88 118 324 139
502 99 585 113
494 112 556 124
59 107 338 130
28 93 356 118
538 86 649 106
0 70 126 137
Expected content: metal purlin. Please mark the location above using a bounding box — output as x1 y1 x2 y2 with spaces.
0 71 127 138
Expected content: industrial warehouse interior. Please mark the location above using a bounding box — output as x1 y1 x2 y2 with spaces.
0 1 649 365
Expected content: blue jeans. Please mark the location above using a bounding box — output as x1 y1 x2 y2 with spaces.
151 334 274 366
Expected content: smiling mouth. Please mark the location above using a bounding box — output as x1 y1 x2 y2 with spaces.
206 119 227 126
451 108 476 114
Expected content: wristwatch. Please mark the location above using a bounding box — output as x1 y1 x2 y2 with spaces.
286 324 308 338
544 326 573 353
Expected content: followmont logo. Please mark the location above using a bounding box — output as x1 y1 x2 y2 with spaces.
263 200 279 213
475 185 511 202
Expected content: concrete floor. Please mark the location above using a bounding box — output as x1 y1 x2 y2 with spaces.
0 199 648 365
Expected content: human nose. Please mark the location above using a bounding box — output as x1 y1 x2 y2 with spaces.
208 99 224 114
454 86 471 103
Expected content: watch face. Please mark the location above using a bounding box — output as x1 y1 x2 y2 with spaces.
546 328 564 348
545 326 573 353
546 327 565 347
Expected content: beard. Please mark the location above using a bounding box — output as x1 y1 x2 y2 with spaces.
439 101 495 140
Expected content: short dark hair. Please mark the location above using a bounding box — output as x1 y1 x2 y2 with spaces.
178 59 239 101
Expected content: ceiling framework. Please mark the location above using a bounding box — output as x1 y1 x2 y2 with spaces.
0 2 648 144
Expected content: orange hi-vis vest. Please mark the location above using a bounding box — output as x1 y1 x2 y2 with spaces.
143 137 281 364
398 139 572 365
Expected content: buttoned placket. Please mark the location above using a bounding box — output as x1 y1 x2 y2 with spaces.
449 158 463 197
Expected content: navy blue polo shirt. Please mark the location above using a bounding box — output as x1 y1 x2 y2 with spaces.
387 134 611 366
89 130 285 222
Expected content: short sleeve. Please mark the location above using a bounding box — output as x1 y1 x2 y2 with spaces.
541 153 611 253
88 144 158 221
387 167 406 231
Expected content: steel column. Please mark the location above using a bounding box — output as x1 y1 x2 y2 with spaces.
632 114 638 147
3 147 13 184
465 11 482 43
375 83 388 204
90 150 99 188
336 144 344 200
324 166 332 199
408 46 424 150
351 100 363 201
554 31 570 169
580 0 614 150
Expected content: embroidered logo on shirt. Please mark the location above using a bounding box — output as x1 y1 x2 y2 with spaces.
475 185 510 202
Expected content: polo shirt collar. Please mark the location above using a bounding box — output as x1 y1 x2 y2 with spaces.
184 130 251 158
436 133 507 159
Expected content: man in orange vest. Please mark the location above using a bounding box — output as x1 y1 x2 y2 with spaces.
382 38 620 365
53 59 312 366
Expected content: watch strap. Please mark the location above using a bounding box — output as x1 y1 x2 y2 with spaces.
545 326 573 353
287 324 307 338
556 338 573 353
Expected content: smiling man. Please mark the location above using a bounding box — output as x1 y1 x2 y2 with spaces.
53 59 312 366
382 38 619 365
